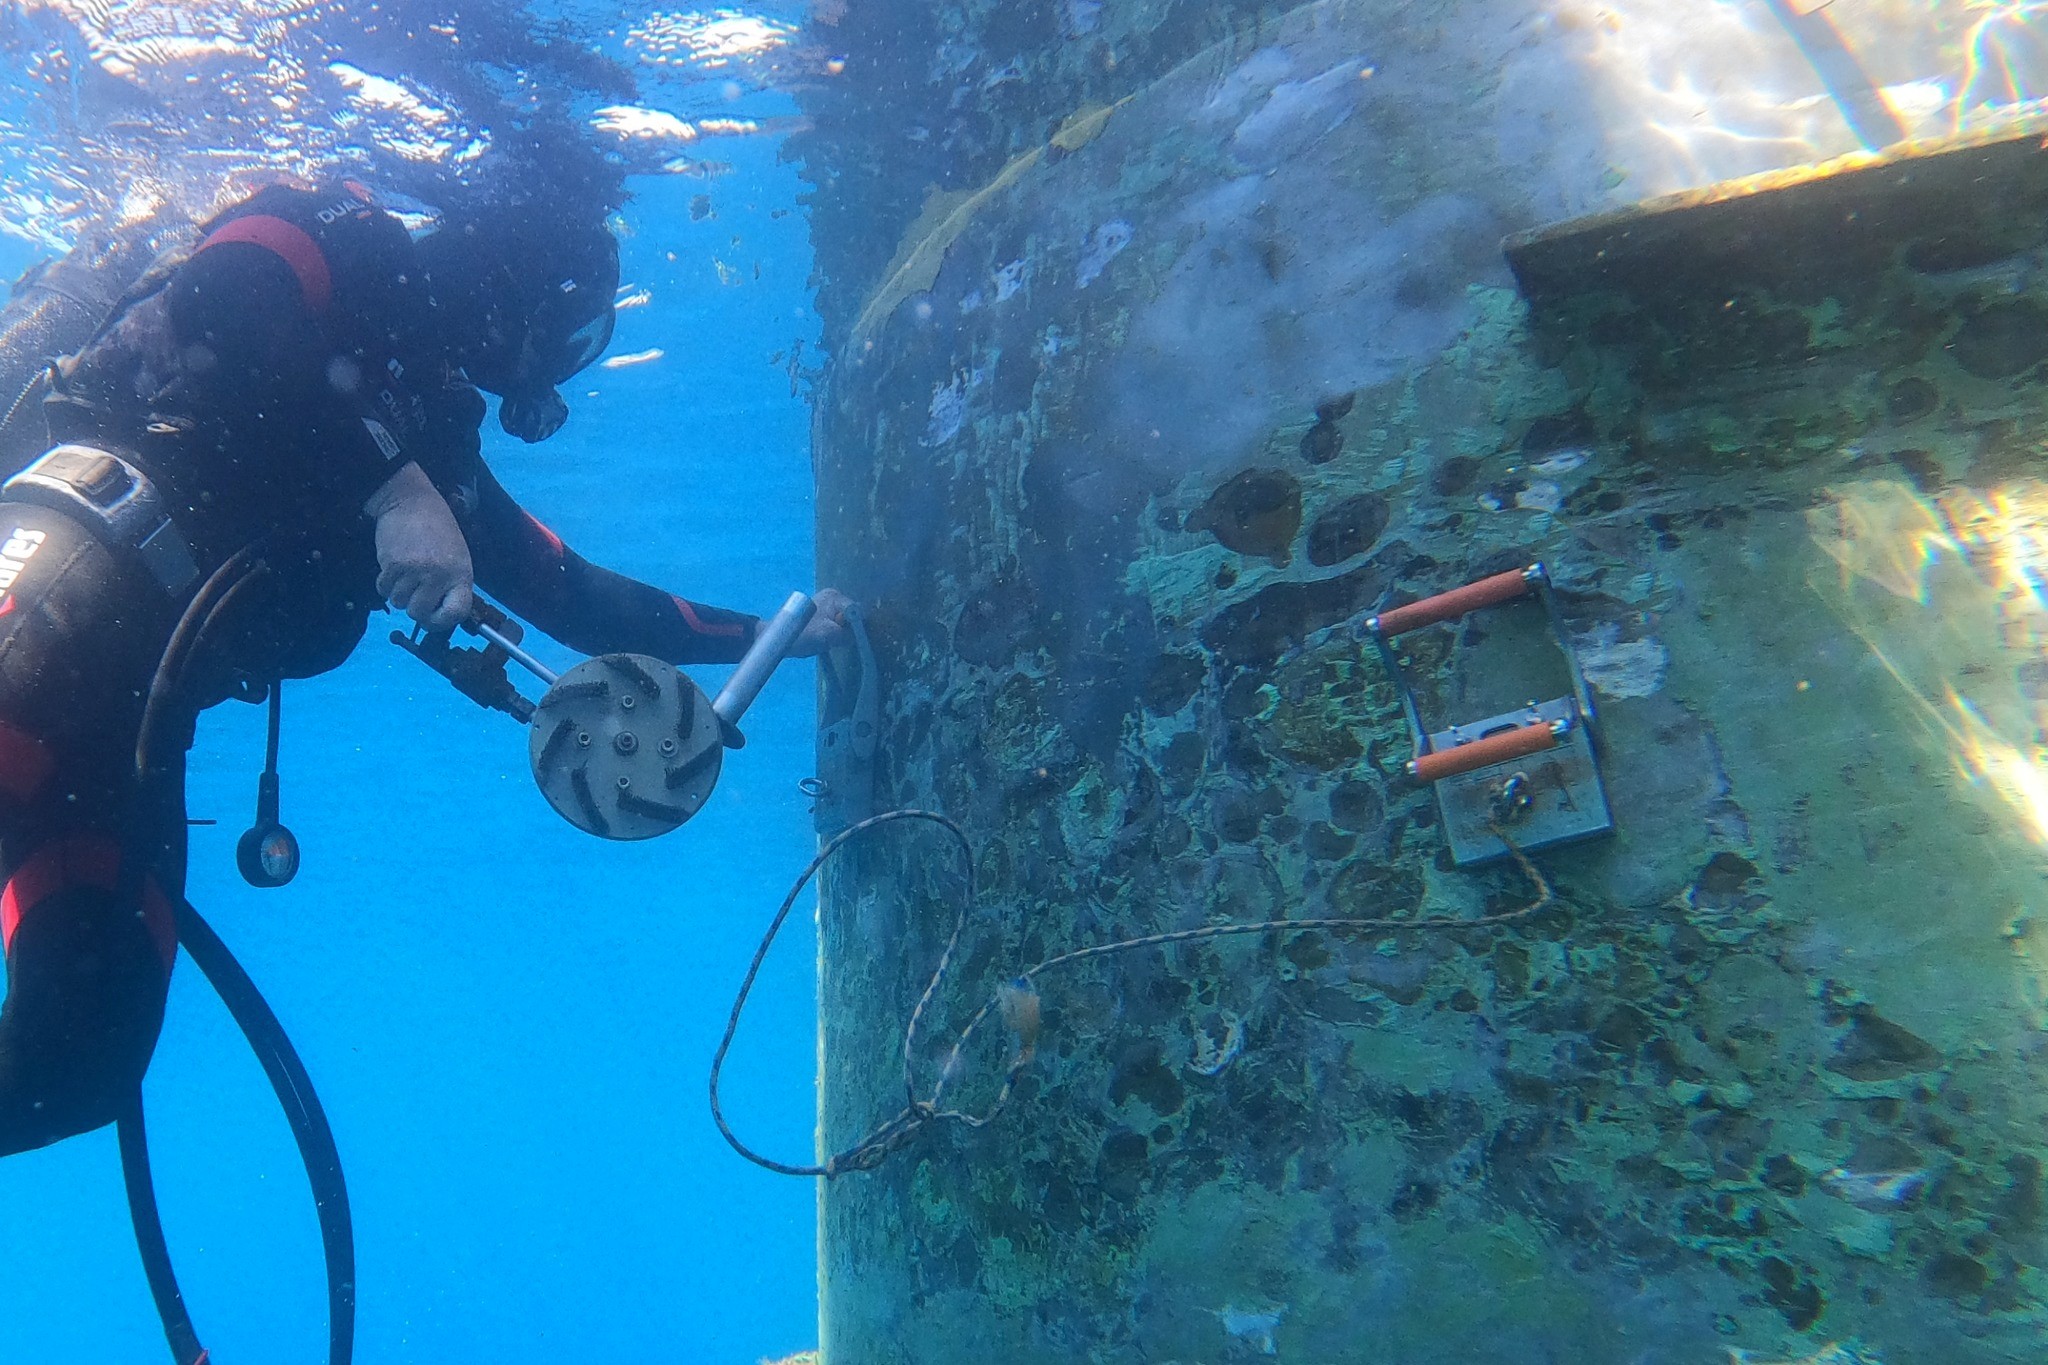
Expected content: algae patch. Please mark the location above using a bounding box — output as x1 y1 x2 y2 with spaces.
850 100 1127 347
1052 101 1118 151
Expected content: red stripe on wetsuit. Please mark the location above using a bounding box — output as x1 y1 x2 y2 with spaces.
0 836 177 971
195 214 334 312
525 512 566 560
672 595 745 638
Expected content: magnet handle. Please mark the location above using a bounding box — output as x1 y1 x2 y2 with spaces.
1371 566 1541 638
713 591 818 727
1409 720 1560 782
470 618 559 688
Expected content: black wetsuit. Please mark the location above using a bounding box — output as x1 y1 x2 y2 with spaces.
0 183 759 1155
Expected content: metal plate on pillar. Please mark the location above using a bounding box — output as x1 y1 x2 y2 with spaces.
810 602 879 836
1427 699 1613 865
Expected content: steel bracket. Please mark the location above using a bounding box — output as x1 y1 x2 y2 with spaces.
806 602 878 837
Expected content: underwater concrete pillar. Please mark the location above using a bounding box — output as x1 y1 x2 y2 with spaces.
800 3 2048 1360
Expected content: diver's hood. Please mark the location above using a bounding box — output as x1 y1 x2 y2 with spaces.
418 205 619 437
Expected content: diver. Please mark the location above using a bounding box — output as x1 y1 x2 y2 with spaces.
0 175 849 1156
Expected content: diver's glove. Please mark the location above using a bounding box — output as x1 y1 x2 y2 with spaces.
500 385 569 443
365 461 475 630
785 587 855 658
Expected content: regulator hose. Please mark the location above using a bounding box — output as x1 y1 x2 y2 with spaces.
119 544 356 1365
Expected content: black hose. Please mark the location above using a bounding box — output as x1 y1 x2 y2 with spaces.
265 680 282 774
116 898 358 1365
135 543 268 781
0 284 93 470
117 1102 207 1365
119 542 356 1365
171 897 356 1365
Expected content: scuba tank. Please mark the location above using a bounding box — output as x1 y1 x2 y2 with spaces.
0 211 189 474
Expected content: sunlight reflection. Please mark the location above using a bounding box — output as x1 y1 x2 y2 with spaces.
591 107 768 144
1946 689 2048 842
593 106 701 142
1957 1 2048 129
18 0 323 85
1812 478 1957 604
1944 483 2048 612
328 62 451 126
1565 1 1838 195
1548 2 2048 204
1812 477 2048 848
626 9 798 71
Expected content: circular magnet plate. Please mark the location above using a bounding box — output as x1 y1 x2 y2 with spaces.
528 653 722 840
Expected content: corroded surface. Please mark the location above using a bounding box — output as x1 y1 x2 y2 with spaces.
802 3 2048 1361
1506 121 2048 309
1507 126 2048 388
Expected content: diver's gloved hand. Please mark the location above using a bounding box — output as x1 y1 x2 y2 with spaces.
500 386 569 443
786 587 854 658
365 461 475 630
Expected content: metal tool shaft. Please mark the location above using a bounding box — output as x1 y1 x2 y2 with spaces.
713 591 816 725
473 619 560 687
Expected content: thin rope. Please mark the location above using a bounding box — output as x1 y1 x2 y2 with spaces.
709 809 1554 1178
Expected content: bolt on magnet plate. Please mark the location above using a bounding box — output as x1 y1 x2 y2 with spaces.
529 652 722 840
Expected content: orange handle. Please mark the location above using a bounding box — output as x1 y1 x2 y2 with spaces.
1373 568 1536 637
1410 722 1558 782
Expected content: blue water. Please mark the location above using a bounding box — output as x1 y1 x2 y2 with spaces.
0 96 824 1365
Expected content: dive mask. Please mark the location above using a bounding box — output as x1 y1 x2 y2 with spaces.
499 385 571 443
494 280 607 440
525 278 615 384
